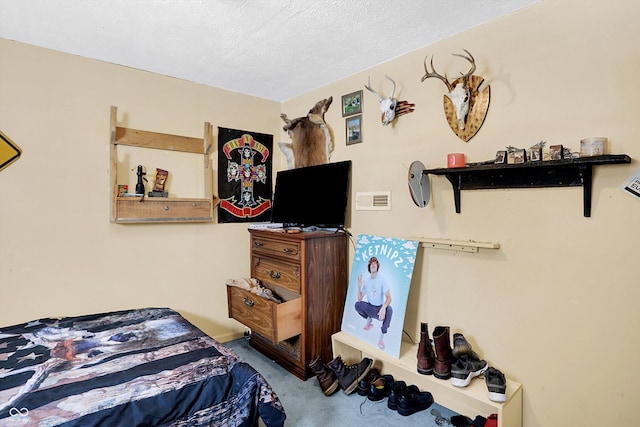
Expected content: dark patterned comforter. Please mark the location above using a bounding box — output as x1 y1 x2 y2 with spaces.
0 308 286 426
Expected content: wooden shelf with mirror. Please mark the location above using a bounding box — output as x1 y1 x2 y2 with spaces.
109 106 218 223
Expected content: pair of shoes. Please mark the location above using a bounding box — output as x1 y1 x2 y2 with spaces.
308 355 339 396
387 380 419 411
327 355 373 395
397 388 434 416
451 355 488 387
485 367 507 402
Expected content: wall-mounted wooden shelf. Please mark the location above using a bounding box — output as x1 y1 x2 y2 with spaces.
423 154 631 217
412 237 500 253
110 106 218 223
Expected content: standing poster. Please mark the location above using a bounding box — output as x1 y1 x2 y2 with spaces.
341 234 419 358
217 127 273 223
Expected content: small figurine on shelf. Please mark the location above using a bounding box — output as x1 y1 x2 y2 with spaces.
135 165 146 195
149 168 169 197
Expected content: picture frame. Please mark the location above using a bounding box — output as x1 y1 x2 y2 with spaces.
346 115 362 145
529 147 542 162
549 145 564 160
342 90 363 117
495 150 507 164
513 148 527 164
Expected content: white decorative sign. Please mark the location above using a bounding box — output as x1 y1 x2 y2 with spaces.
622 170 640 200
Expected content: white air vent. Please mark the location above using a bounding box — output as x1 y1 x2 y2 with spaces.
355 191 391 211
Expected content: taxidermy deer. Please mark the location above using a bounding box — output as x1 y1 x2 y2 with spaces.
364 75 415 126
421 49 490 142
279 97 333 169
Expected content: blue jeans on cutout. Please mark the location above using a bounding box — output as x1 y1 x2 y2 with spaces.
355 301 393 334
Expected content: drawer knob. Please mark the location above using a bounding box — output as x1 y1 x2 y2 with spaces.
269 270 281 279
254 242 264 247
164 206 170 211
283 248 294 253
243 296 255 307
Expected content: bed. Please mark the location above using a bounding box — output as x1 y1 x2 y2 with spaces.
0 307 286 426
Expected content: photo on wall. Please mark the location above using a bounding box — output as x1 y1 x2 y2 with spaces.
341 234 419 358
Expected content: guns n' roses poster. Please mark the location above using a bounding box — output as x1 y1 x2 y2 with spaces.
341 234 419 358
217 127 273 223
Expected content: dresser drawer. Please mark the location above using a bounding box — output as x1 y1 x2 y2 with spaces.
251 235 301 261
252 256 301 293
226 286 301 343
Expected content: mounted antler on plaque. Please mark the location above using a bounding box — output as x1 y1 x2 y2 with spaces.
364 75 415 127
421 49 490 142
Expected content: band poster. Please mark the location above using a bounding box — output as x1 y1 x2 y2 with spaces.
341 234 419 358
217 127 273 223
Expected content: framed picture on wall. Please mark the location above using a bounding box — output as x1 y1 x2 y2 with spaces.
342 90 363 117
346 115 362 145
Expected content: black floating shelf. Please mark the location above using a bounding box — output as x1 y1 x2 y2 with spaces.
423 154 631 217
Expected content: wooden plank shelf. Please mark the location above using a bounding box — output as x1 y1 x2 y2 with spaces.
110 106 218 223
423 154 631 217
412 237 500 253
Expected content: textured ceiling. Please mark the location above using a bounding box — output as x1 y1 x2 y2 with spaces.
0 0 538 102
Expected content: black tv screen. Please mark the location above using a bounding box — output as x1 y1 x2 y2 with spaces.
271 160 351 229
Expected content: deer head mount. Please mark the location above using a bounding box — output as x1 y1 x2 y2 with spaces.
364 75 415 126
421 49 490 142
279 97 333 169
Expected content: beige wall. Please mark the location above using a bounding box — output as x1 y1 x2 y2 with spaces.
1 1 639 425
0 36 282 341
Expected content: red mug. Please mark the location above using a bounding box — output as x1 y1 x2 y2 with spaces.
447 153 465 168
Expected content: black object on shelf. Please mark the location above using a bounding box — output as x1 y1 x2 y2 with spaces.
422 154 631 217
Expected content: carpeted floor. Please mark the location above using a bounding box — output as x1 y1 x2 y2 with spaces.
225 338 462 426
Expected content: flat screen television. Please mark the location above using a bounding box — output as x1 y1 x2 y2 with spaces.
270 160 351 229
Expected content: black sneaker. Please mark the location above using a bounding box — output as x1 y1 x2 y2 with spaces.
452 332 481 360
397 389 434 416
451 355 488 387
327 355 373 395
485 367 507 402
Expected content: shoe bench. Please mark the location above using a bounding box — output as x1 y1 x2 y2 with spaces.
331 331 522 427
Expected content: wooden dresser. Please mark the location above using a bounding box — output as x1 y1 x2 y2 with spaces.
227 229 348 380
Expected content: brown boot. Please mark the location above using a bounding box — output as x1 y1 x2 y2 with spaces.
308 355 339 396
417 322 435 375
432 326 453 379
327 355 373 395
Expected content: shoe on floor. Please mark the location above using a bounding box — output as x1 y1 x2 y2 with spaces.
308 355 339 396
356 367 380 396
485 367 507 402
367 374 394 401
397 389 434 416
388 381 419 410
327 355 373 395
450 355 488 387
